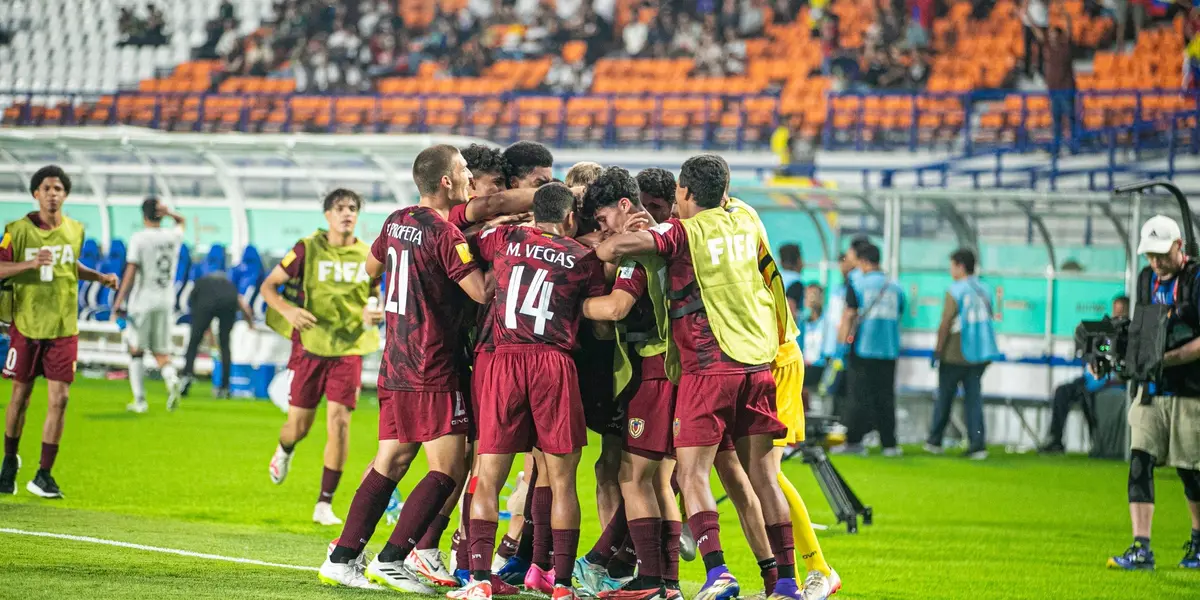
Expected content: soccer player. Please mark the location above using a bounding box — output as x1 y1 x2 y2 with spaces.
261 189 382 527
110 197 186 413
576 166 684 600
318 145 491 591
596 155 803 600
453 182 606 600
0 165 118 498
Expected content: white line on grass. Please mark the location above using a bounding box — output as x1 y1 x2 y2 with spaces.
0 528 319 572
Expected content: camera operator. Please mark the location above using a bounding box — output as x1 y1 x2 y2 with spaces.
1109 215 1200 571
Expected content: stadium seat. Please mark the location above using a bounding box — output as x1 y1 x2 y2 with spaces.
189 244 227 281
231 245 265 318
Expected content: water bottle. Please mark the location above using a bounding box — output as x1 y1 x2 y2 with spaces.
384 488 404 525
365 296 379 327
39 263 53 282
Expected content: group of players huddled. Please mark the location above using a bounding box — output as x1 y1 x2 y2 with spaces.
0 142 839 600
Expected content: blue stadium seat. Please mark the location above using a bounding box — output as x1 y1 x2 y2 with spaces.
189 244 226 281
78 238 101 315
231 245 264 318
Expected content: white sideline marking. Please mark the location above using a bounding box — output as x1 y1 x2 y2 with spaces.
0 528 319 571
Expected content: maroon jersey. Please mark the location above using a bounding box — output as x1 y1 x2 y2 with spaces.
612 262 658 341
649 219 764 374
370 206 479 391
476 225 606 352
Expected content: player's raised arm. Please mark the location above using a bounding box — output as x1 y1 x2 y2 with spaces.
463 187 537 223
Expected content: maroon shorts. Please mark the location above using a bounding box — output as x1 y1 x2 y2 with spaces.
469 351 492 442
3 327 78 384
288 353 363 410
376 387 470 443
475 346 587 455
672 370 786 449
624 354 676 460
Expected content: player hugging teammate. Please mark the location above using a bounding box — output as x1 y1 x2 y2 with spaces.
315 143 839 600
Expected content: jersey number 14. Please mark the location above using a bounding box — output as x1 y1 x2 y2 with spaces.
505 265 555 335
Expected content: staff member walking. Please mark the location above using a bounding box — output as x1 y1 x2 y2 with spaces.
180 271 256 399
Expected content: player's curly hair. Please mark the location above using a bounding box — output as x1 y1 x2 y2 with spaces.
678 154 728 209
582 167 640 218
635 168 676 205
30 165 72 196
502 141 554 185
461 144 507 178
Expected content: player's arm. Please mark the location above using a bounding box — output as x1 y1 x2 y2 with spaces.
79 263 119 289
595 231 656 263
260 264 316 330
108 261 139 320
456 269 493 305
0 246 50 279
463 188 538 223
162 206 186 231
582 289 638 322
238 295 256 325
838 283 859 346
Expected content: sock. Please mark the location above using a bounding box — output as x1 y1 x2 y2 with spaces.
161 363 179 387
1134 536 1151 548
39 442 58 471
516 466 538 562
702 550 726 572
608 538 636 578
454 481 474 565
128 357 146 400
766 522 797 579
552 528 581 587
330 469 398 562
3 435 17 457
758 557 779 595
688 511 723 559
451 529 462 562
662 520 681 583
628 517 664 581
318 467 342 504
280 440 295 455
497 534 520 560
378 471 458 562
531 486 554 570
586 501 628 564
777 471 831 576
417 513 452 550
1192 529 1200 545
470 518 499 580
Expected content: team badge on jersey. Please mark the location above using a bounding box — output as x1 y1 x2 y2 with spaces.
629 418 645 439
672 418 681 438
455 243 473 264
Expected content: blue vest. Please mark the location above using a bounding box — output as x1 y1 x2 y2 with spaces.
803 314 825 366
821 282 846 359
949 276 1003 364
851 271 903 360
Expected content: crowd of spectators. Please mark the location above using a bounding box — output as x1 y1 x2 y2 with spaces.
117 2 170 47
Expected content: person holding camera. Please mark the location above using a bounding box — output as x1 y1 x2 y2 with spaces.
1109 215 1200 571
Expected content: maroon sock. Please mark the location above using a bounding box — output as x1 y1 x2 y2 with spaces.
318 467 342 504
531 487 554 570
3 435 17 457
587 501 627 562
451 529 463 561
628 518 664 579
765 522 796 576
380 471 457 561
763 564 779 595
687 511 723 557
455 480 475 567
39 442 58 471
469 518 499 575
497 534 520 559
661 520 681 582
515 466 538 562
551 528 580 586
417 513 452 550
333 469 398 557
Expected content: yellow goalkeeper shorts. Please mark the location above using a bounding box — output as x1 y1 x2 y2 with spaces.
772 344 805 447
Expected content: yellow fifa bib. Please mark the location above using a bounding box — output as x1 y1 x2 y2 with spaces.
0 216 84 339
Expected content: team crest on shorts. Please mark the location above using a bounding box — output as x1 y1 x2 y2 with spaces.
672 418 681 438
629 418 645 439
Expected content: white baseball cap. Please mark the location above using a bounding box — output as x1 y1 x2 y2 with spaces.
1137 214 1182 255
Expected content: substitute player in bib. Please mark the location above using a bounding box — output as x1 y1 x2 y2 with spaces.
110 197 186 413
261 189 382 527
0 166 118 499
596 155 803 600
318 145 492 591
453 183 607 600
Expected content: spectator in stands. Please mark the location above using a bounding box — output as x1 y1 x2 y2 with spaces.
1039 296 1130 454
926 248 1003 460
1041 15 1076 155
117 3 169 47
623 8 649 56
1020 0 1050 77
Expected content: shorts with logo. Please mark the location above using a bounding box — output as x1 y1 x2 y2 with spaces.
124 307 172 355
287 351 363 410
673 368 785 449
476 346 587 455
624 353 676 460
771 358 806 447
3 326 78 383
376 387 470 443
1129 395 1200 470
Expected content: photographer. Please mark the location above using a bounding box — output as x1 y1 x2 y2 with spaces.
1109 215 1200 571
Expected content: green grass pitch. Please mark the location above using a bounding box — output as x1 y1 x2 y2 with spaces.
0 377 1195 599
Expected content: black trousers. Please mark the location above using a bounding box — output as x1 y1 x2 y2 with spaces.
845 357 898 448
1046 376 1096 446
182 303 236 389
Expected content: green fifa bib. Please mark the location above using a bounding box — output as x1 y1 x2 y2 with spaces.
678 205 779 365
612 255 682 397
0 216 84 339
273 231 379 357
727 198 801 345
